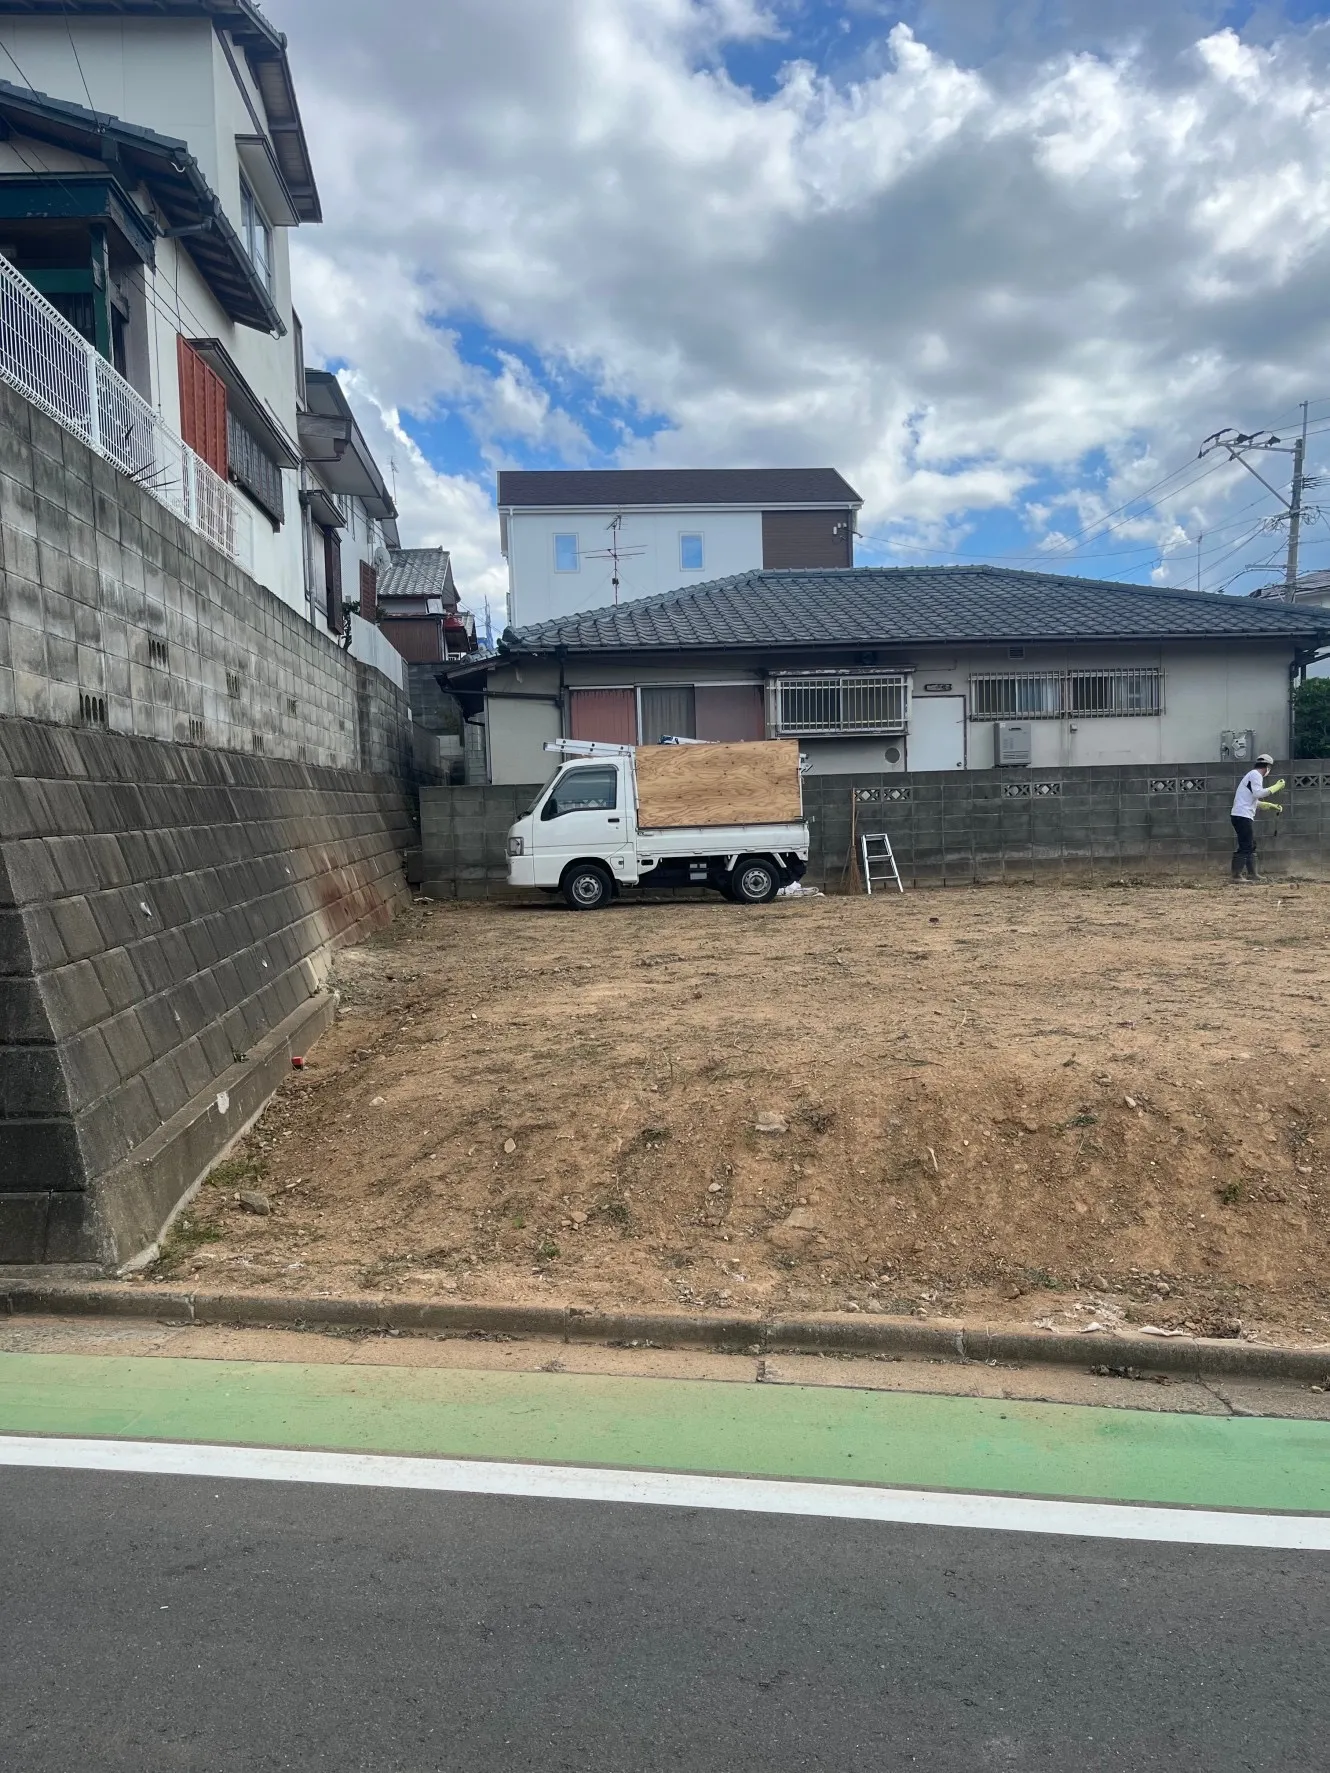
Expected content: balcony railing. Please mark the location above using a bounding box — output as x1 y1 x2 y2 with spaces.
0 253 253 571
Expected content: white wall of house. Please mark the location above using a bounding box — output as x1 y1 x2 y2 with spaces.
0 15 308 613
473 643 1297 784
505 507 764 627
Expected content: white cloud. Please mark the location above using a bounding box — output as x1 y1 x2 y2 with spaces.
272 0 1330 598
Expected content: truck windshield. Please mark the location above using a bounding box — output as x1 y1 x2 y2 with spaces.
539 767 618 820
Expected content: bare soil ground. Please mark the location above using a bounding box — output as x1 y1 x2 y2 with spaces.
155 884 1330 1347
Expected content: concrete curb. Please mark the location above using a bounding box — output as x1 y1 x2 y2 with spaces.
3 1283 1330 1384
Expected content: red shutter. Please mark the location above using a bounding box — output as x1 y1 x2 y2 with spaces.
569 688 637 744
177 336 228 477
359 560 378 624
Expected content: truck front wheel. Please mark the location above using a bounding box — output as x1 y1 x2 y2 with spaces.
562 862 614 910
730 857 779 905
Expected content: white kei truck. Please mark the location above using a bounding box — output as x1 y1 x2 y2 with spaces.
506 737 811 910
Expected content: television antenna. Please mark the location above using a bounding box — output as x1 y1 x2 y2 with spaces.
583 514 646 605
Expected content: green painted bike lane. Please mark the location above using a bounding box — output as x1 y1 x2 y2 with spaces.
2 1350 1329 1513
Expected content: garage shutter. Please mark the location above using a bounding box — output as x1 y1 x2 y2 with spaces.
569 688 637 743
177 336 228 478
695 684 766 741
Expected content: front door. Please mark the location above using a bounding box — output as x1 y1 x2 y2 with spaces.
531 764 631 883
909 696 966 770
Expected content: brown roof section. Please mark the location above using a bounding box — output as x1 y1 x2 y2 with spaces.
497 467 862 509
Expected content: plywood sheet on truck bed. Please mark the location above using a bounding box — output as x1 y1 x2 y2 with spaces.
634 740 803 829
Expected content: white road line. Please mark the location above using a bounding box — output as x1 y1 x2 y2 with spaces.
1 1434 1327 1548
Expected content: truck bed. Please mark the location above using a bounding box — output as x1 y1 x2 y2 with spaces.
635 820 809 856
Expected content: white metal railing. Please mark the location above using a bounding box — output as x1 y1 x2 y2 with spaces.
970 669 1164 719
775 671 910 735
0 253 253 570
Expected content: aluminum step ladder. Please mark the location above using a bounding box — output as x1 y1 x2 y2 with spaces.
860 831 904 895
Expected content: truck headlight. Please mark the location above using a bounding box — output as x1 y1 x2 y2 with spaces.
507 835 524 857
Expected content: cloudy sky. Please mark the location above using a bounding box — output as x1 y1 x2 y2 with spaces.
270 0 1330 627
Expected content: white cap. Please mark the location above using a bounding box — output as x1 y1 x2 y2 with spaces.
1257 752 1274 764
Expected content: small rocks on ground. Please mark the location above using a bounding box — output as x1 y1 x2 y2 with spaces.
755 1113 788 1135
503 1138 517 1154
238 1190 271 1216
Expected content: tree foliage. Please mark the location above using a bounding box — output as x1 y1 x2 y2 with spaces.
1293 679 1330 758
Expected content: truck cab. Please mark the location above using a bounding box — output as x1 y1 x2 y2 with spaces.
508 759 636 904
506 745 810 910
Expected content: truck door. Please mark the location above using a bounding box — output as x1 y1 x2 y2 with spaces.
531 763 632 884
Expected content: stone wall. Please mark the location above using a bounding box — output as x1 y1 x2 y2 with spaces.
0 715 414 1265
0 376 412 775
419 759 1330 897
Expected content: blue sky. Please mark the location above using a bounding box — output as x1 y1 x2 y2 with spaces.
278 0 1330 622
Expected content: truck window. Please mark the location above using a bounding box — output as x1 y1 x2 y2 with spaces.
540 767 618 820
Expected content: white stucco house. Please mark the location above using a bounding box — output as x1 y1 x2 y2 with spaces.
441 565 1330 785
497 467 862 629
0 0 322 612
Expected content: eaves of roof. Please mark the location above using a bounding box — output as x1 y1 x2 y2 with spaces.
0 77 284 332
0 0 320 220
301 371 397 520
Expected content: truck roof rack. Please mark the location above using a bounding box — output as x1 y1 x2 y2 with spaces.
543 739 635 757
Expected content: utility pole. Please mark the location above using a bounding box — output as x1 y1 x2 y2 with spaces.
1285 401 1309 588
1196 532 1202 593
1198 408 1316 596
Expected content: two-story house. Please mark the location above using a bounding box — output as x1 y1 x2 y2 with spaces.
497 467 862 628
0 0 318 610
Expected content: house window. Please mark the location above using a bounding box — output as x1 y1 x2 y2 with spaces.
554 533 580 572
641 685 696 744
969 669 1163 719
775 673 909 735
240 178 273 292
679 532 704 571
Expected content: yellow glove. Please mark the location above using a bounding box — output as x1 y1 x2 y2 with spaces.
1259 801 1283 815
1267 777 1286 794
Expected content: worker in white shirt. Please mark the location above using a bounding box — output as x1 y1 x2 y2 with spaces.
1230 753 1284 881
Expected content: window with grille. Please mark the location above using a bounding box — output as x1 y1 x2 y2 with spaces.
969 669 1162 719
774 673 908 735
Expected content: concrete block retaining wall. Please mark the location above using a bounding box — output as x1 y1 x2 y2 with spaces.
0 716 415 1266
0 377 412 777
419 760 1330 897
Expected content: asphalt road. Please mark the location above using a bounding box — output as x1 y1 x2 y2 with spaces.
2 1467 1326 1772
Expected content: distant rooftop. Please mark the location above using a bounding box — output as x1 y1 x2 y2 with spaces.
497 467 862 510
379 548 456 607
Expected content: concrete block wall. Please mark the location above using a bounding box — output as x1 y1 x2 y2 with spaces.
421 783 540 899
0 376 412 776
419 760 1330 897
0 715 415 1265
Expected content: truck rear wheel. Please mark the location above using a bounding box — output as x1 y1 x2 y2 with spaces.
730 857 779 904
562 862 613 910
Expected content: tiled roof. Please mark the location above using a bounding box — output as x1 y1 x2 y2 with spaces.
379 548 455 604
497 468 862 509
506 565 1330 654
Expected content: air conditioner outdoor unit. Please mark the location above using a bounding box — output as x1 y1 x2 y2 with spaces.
995 721 1032 766
1220 729 1257 763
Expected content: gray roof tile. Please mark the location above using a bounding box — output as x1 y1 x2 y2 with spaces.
379 548 455 604
507 565 1330 653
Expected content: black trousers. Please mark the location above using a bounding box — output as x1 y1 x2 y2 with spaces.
1231 815 1256 876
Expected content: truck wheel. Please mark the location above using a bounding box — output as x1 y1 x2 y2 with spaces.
562 862 613 910
730 857 779 904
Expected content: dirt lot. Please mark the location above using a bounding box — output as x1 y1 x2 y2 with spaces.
155 884 1330 1345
